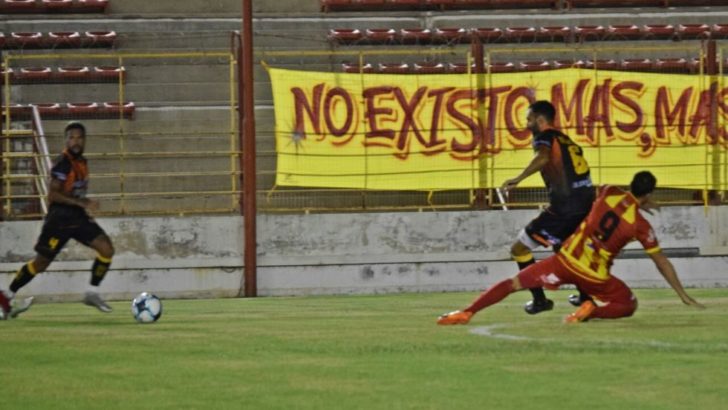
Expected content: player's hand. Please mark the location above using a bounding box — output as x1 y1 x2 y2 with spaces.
79 198 100 212
501 178 520 193
681 295 705 310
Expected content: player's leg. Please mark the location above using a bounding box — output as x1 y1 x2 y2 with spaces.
561 272 637 322
588 276 638 319
515 215 554 314
77 222 114 313
437 256 559 325
4 220 69 318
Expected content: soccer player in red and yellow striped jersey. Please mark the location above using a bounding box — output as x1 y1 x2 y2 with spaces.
438 171 704 325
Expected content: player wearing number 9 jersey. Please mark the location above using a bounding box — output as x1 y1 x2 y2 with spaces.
437 171 704 325
501 101 595 315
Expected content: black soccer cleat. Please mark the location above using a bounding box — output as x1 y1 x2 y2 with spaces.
568 293 594 307
524 298 554 315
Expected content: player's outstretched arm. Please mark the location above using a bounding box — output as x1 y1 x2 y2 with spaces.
502 145 550 191
649 252 705 309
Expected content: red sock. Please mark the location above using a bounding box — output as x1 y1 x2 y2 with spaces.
591 299 638 319
464 279 516 314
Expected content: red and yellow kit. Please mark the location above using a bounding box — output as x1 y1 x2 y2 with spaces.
557 185 661 282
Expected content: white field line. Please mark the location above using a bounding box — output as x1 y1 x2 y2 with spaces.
469 323 728 351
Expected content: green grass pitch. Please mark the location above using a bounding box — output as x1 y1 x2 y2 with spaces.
2 289 727 409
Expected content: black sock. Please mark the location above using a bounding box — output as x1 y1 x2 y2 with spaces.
516 258 547 303
90 256 112 286
10 263 36 293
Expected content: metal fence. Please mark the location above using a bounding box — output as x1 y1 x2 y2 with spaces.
1 50 239 219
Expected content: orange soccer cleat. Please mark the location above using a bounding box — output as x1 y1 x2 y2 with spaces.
437 310 473 325
564 300 596 323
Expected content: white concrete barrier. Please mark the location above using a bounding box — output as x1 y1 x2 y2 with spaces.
1 206 726 301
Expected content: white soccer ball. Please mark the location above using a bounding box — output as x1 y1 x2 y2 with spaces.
131 292 162 323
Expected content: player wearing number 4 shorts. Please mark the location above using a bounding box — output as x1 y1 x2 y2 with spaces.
501 101 595 314
438 171 704 325
0 122 114 320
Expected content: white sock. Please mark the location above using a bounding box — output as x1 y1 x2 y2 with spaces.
4 290 15 300
86 284 100 294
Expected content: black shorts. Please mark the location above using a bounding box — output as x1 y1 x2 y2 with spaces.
34 208 106 260
520 207 588 250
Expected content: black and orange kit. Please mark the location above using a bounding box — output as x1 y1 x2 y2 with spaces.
34 149 106 259
522 129 596 249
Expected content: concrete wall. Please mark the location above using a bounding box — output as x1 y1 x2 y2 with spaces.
1 206 726 301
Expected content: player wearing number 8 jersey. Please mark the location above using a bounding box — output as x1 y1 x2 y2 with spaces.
502 101 595 315
438 171 703 325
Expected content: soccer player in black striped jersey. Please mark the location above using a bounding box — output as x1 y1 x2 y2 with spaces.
502 101 595 314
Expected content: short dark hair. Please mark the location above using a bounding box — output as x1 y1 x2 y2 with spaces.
528 100 556 123
630 171 657 197
64 121 86 138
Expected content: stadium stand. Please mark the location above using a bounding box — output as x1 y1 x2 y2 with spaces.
0 0 108 13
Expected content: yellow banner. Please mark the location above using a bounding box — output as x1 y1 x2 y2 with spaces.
270 67 727 190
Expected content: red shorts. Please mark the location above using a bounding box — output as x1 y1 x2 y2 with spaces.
516 254 635 305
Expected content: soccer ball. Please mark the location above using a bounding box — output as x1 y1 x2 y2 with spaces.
131 292 162 323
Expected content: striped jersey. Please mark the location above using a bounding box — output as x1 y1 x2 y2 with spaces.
557 185 661 282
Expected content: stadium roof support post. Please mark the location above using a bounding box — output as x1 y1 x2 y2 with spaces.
240 0 257 297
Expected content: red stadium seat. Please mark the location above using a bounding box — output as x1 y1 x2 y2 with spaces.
0 32 5 48
642 24 675 39
328 29 363 44
351 0 386 9
585 59 618 70
4 104 32 118
621 58 653 71
413 62 446 74
575 25 605 42
0 67 14 82
341 62 374 73
425 0 455 10
677 24 710 40
452 0 489 9
93 66 125 82
655 58 688 72
434 27 468 43
34 103 62 116
505 27 537 43
447 62 476 73
387 0 422 9
321 0 351 12
102 102 136 119
75 0 109 12
688 58 702 73
489 62 516 73
67 102 99 116
484 0 555 8
607 24 641 40
400 28 432 44
472 27 504 43
365 28 397 44
10 32 43 48
1 0 37 12
48 31 82 48
42 0 73 11
711 24 728 39
16 67 53 81
57 66 91 81
84 30 117 47
378 63 410 74
553 60 586 69
538 26 571 42
519 61 551 71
